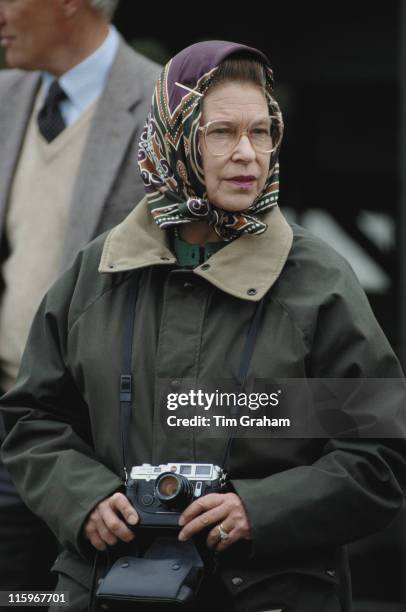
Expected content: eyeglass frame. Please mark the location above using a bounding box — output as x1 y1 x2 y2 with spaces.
197 115 282 157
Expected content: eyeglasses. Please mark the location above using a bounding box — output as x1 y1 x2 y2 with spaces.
198 116 283 156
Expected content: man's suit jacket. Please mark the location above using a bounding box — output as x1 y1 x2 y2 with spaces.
0 38 161 506
0 37 161 271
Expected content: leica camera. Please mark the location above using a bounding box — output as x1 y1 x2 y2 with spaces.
96 463 227 607
126 462 227 528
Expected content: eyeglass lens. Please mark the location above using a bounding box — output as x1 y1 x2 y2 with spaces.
204 118 280 155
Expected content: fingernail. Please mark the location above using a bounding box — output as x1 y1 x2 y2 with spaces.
178 517 185 526
178 532 186 542
128 515 138 525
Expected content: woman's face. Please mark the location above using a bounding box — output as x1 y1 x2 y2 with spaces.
199 81 271 212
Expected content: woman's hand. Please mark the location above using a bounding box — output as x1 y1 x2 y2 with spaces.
83 492 139 551
178 492 251 551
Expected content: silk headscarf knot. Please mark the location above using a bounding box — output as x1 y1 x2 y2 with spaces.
138 40 283 241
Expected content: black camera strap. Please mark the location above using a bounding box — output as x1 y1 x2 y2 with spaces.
120 273 139 482
221 294 267 473
120 273 268 480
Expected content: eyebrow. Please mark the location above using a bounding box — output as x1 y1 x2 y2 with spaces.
205 116 270 123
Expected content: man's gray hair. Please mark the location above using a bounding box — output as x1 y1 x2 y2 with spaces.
89 0 120 19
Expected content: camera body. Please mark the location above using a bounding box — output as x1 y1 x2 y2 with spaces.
126 462 226 528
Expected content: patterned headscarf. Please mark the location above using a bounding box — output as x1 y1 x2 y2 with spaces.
138 40 283 241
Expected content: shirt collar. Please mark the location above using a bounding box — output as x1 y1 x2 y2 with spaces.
41 25 119 114
173 232 227 268
99 197 293 302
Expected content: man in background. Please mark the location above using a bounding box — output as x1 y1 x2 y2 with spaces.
0 0 159 592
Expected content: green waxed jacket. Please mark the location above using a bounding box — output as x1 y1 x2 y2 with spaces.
1 198 405 612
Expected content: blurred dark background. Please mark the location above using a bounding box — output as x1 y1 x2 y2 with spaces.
1 0 405 608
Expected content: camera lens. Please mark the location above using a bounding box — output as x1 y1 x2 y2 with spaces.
155 472 194 510
158 474 179 497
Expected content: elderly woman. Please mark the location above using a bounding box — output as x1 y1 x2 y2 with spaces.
1 41 405 612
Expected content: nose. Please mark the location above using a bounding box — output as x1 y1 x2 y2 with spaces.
232 134 256 162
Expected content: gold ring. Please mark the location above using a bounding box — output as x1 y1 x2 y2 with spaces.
217 523 230 541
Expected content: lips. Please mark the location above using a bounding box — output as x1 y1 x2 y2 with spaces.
225 176 256 189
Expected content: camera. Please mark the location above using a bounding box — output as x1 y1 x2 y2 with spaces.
96 463 227 607
126 462 227 528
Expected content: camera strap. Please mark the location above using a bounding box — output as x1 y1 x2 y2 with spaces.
120 273 139 482
221 294 268 473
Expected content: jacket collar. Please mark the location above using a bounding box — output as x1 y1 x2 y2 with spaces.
61 38 155 269
99 197 293 302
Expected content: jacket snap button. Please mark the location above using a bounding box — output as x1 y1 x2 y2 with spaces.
231 576 243 586
183 282 194 291
247 288 257 296
171 379 181 388
200 264 210 271
172 563 181 570
121 562 129 568
326 569 336 577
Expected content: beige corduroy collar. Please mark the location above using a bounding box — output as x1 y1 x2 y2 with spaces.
99 197 293 302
